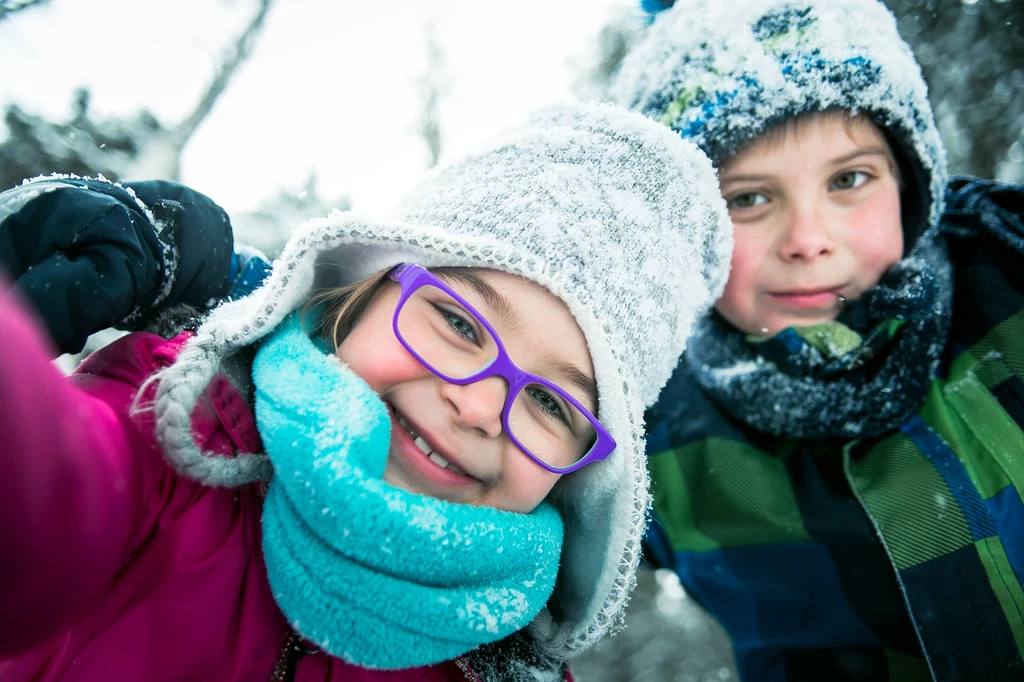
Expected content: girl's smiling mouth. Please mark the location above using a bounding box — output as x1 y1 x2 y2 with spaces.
385 402 482 488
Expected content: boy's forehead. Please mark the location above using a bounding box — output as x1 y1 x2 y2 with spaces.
724 110 892 166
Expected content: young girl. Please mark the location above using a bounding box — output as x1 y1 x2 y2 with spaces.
0 102 732 681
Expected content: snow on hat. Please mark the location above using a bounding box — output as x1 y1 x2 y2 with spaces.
612 0 948 249
151 101 732 662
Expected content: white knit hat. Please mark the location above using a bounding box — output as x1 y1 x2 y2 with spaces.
151 102 731 663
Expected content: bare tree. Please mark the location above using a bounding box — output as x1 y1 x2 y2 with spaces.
571 5 644 102
417 23 449 169
232 172 351 259
0 0 50 23
888 0 1024 181
132 0 275 179
0 0 276 188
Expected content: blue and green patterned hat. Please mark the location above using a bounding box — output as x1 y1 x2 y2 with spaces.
612 0 948 249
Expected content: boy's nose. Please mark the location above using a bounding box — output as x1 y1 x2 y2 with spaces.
778 204 835 261
441 376 508 439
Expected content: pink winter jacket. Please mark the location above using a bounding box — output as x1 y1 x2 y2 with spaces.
0 289 479 682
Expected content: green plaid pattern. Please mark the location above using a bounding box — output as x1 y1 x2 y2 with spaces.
643 179 1024 681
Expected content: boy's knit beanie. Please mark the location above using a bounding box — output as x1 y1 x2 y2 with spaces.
612 0 948 249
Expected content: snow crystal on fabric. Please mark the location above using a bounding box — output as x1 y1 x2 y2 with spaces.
0 179 65 226
612 0 948 235
254 314 563 668
687 236 953 439
151 102 733 669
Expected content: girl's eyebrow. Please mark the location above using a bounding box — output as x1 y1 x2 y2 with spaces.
541 352 599 413
445 272 523 332
444 271 599 412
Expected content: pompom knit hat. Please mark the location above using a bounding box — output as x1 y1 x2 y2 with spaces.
150 102 732 666
612 0 947 250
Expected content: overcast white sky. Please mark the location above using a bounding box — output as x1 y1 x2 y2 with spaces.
0 0 631 217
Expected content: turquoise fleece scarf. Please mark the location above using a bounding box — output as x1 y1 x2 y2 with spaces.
254 314 564 670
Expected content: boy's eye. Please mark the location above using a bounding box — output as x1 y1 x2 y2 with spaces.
831 171 869 191
727 192 768 210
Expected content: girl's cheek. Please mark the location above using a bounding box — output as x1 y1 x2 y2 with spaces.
341 337 425 394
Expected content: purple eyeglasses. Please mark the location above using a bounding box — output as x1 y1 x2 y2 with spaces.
388 263 615 474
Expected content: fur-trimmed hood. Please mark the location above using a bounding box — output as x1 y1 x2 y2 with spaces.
149 102 732 669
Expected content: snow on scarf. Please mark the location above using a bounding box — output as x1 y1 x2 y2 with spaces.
685 236 953 439
255 313 564 669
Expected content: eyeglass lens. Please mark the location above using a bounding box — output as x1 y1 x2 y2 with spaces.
395 283 597 469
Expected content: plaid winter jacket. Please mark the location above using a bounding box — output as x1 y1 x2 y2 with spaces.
643 178 1024 682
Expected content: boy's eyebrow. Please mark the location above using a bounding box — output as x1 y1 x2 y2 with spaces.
829 147 893 166
719 173 767 187
719 147 895 187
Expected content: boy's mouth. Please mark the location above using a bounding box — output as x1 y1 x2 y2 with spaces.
768 287 846 309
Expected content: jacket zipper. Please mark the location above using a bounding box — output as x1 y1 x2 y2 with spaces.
454 656 483 682
270 634 480 681
270 632 319 682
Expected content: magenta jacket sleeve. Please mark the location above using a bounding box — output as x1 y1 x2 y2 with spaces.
0 287 152 655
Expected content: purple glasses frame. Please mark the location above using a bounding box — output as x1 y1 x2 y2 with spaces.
387 263 616 474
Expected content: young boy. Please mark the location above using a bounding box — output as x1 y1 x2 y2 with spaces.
613 0 1024 680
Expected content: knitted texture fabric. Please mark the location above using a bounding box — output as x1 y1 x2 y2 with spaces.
612 0 956 441
150 101 732 667
611 0 947 248
685 237 953 439
255 314 563 669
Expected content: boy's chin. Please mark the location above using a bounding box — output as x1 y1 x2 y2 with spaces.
718 309 842 338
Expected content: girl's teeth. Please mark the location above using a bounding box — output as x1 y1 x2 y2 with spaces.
399 411 465 474
426 450 464 474
413 436 432 455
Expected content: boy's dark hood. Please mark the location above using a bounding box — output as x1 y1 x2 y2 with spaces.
612 0 948 253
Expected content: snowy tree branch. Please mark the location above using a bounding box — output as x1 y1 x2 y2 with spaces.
173 0 275 147
0 0 50 23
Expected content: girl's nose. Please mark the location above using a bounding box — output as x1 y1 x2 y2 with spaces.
778 203 835 262
440 376 508 439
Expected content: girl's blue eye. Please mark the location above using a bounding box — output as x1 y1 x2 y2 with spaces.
831 171 869 191
728 192 768 210
437 306 479 344
526 386 571 427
